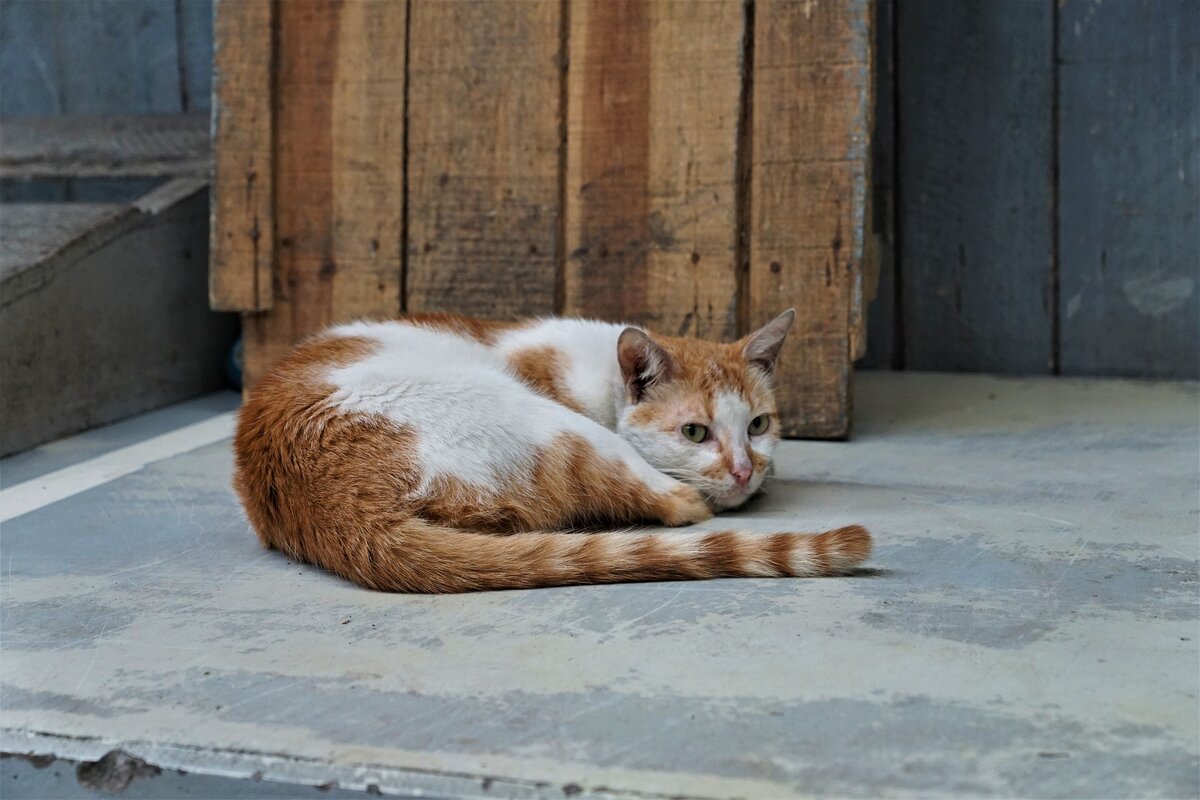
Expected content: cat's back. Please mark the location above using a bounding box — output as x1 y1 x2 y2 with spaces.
326 319 503 395
235 317 590 491
491 317 626 425
239 319 496 408
232 318 535 549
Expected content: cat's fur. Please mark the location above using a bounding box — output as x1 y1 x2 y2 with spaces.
234 311 872 592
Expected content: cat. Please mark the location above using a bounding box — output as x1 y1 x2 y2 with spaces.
233 310 872 592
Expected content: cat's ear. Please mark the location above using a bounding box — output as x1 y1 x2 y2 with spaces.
741 308 795 375
617 328 678 403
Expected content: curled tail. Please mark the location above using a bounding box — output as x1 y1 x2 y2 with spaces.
318 519 873 593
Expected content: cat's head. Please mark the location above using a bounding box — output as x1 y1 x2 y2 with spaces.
615 310 794 511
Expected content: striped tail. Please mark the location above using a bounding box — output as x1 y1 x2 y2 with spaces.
325 519 873 593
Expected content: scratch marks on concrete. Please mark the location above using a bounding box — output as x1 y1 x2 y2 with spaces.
856 535 1197 648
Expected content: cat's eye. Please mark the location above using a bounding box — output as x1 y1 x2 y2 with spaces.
681 423 708 443
748 415 770 436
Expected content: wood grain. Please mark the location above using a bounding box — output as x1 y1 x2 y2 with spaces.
222 0 875 415
330 0 405 321
210 0 274 312
241 0 406 386
748 0 872 438
563 0 745 340
1058 0 1199 378
405 0 562 319
242 0 336 382
896 0 1053 373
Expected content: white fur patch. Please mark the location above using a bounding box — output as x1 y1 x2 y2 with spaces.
325 320 678 497
788 541 820 576
328 322 562 491
740 540 779 577
656 532 706 560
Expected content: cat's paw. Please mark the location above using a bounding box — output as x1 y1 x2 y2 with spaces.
657 485 714 526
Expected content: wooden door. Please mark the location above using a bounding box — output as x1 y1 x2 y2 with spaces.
211 0 876 438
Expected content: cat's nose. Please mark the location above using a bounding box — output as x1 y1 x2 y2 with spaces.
731 465 752 488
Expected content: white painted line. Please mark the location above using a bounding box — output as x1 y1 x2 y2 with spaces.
0 411 238 523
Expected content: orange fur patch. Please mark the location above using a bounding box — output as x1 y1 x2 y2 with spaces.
506 345 586 413
403 312 525 343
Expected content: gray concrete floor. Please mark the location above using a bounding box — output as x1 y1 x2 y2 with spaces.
2 372 1197 799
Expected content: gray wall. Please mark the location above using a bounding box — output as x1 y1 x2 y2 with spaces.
2 0 1195 379
866 0 1198 379
0 0 212 203
0 0 211 117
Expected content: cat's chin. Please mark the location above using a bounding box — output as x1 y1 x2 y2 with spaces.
709 480 770 511
710 490 753 512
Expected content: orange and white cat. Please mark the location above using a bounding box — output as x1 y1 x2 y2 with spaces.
234 311 871 592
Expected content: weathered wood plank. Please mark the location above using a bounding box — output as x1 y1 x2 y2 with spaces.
242 0 336 381
405 0 561 319
210 0 273 312
748 0 872 438
564 0 651 324
0 114 209 179
329 0 405 320
1058 0 1199 379
896 0 1053 373
563 0 744 340
242 0 406 386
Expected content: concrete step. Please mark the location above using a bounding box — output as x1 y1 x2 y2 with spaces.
0 178 237 456
0 110 231 456
0 114 209 180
